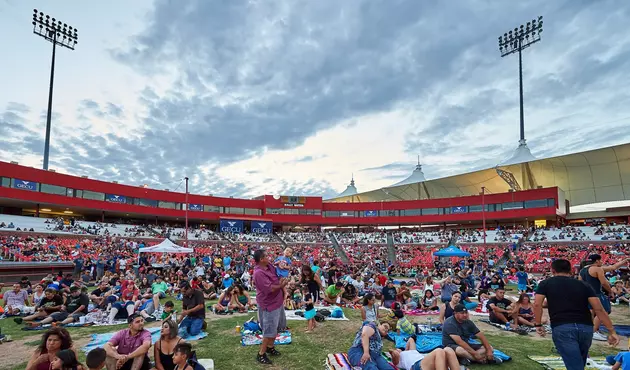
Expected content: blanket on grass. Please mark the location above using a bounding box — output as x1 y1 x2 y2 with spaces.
324 352 397 370
285 306 349 321
527 356 611 370
601 324 630 337
82 327 207 353
241 330 291 346
402 309 439 316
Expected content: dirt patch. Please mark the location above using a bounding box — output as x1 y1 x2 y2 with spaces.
0 336 91 370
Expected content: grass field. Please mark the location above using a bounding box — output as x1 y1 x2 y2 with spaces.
0 289 625 370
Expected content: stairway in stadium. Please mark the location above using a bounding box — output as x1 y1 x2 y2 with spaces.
329 233 350 264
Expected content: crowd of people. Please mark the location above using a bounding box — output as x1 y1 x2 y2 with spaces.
2 222 630 369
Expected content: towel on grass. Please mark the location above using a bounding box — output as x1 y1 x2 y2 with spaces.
82 326 208 353
601 325 630 337
528 356 611 370
324 352 396 370
285 306 348 321
241 331 291 346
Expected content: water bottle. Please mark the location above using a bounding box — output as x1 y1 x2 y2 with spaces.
427 317 433 331
505 322 511 331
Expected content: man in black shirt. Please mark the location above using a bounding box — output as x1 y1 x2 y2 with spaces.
382 280 398 309
14 288 63 324
535 259 619 370
90 281 112 308
486 288 516 326
32 286 89 326
178 281 206 337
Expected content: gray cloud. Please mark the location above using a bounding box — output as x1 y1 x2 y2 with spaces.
2 0 630 200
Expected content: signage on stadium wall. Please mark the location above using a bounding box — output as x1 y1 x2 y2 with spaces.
451 206 468 214
364 210 378 217
220 219 243 233
251 221 273 234
12 179 38 191
188 204 203 211
283 203 305 207
105 194 127 204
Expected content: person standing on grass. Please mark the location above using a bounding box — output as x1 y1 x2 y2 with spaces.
534 259 620 370
253 249 288 365
578 254 628 340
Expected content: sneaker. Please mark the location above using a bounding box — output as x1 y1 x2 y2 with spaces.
266 346 281 356
256 353 272 365
593 332 607 341
487 357 503 365
459 358 471 366
145 316 157 322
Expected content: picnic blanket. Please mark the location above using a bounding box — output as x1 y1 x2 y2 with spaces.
479 318 535 333
82 326 208 353
324 352 396 370
601 324 630 337
241 330 291 346
285 306 349 321
527 356 611 370
403 309 439 316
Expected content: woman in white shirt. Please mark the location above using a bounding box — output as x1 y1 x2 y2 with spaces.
390 337 463 370
31 284 45 306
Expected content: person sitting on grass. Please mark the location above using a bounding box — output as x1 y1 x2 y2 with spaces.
347 322 394 370
50 349 83 370
323 281 345 305
29 286 89 327
361 293 382 324
151 276 169 311
3 283 29 316
441 304 501 366
389 337 465 370
154 320 184 370
231 284 252 313
421 290 438 312
341 281 361 306
486 288 516 327
213 287 234 313
439 291 463 324
15 288 63 324
171 342 199 370
86 348 106 370
178 281 206 338
512 293 545 327
103 314 152 370
161 301 176 321
394 309 415 336
26 327 76 370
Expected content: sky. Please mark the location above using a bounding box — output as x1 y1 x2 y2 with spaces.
1 0 630 202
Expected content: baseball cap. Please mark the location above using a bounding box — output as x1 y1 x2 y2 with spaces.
224 274 231 278
69 286 80 292
454 304 468 313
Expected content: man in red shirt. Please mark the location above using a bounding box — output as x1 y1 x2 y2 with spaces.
253 249 288 365
108 280 139 323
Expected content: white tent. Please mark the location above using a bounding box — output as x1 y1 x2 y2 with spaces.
138 239 193 254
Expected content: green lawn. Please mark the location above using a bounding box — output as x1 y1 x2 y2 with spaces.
0 291 623 370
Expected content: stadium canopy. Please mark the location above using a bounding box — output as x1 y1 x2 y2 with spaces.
138 239 193 253
433 245 471 257
332 176 358 199
326 142 630 207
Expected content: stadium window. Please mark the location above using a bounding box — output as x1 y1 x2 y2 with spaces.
265 208 282 215
339 211 355 217
403 209 421 216
227 207 244 214
524 199 548 209
82 190 105 201
40 183 67 196
75 190 83 198
244 208 261 215
298 208 308 215
547 198 556 207
285 208 298 215
134 198 158 207
379 210 397 217
158 201 177 209
204 205 221 213
1 177 10 187
313 209 321 215
493 203 501 211
422 208 439 215
468 205 483 213
325 211 340 217
502 201 524 210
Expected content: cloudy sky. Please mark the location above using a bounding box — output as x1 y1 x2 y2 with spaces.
1 0 630 201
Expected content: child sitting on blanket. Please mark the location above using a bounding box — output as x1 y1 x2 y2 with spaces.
172 342 197 370
394 309 415 336
86 348 106 370
161 301 175 321
421 290 438 311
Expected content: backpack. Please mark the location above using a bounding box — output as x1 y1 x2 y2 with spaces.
186 351 206 370
317 309 331 317
314 313 326 322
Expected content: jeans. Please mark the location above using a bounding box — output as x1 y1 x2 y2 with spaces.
552 323 593 370
464 302 478 310
347 347 394 370
179 316 204 337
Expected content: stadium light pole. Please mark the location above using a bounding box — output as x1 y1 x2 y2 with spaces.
498 16 543 146
32 9 78 170
184 177 189 246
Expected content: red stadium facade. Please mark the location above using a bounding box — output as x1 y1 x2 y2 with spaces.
0 161 566 227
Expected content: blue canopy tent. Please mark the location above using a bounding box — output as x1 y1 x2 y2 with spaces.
433 245 471 258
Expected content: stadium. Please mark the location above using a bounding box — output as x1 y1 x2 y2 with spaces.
3 3 630 370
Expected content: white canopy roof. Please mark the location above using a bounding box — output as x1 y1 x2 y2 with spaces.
138 239 193 253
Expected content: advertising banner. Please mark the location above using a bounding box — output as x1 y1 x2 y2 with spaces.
220 219 243 233
451 206 468 214
105 194 127 204
189 204 203 211
12 179 38 191
364 210 378 217
251 221 273 234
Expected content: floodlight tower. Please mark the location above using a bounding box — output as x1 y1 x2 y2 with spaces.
498 16 543 158
32 9 79 170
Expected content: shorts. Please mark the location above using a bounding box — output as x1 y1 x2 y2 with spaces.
304 308 317 320
4 304 25 312
588 293 612 314
155 291 166 299
517 283 527 291
258 306 287 339
50 311 85 322
118 355 151 370
446 342 482 352
489 313 505 324
411 360 423 370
